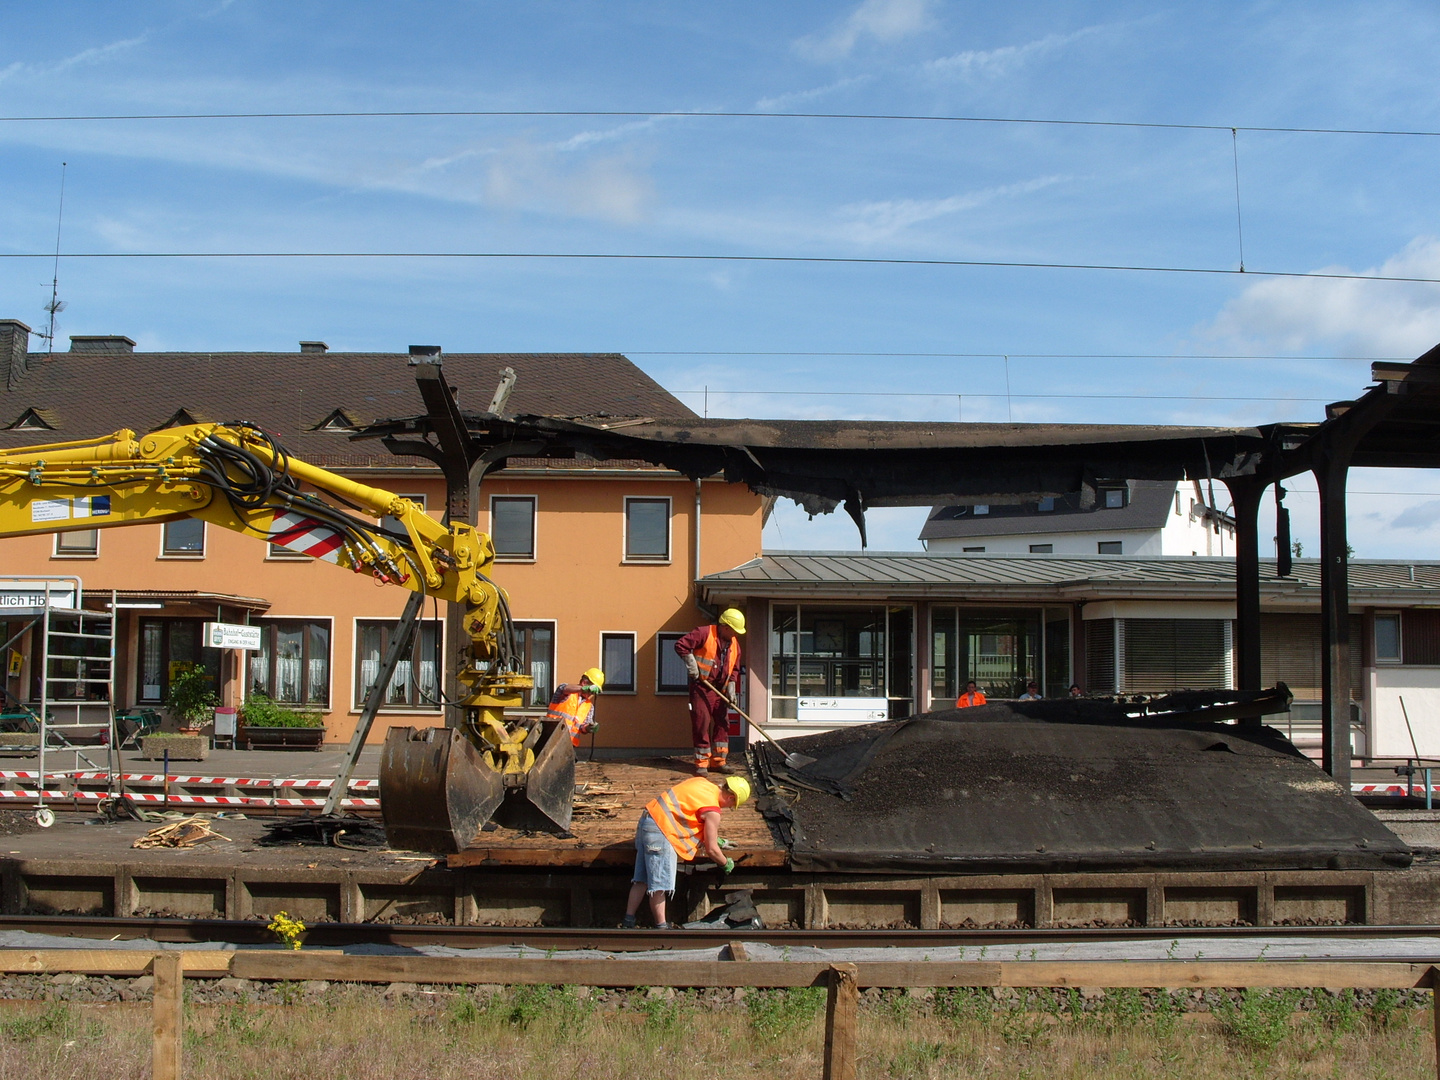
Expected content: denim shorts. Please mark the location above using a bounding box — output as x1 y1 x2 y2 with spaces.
632 810 678 894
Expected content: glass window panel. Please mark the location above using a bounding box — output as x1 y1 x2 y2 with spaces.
601 633 635 692
356 619 440 709
163 518 205 554
1375 615 1402 662
307 623 330 704
657 632 689 692
55 529 98 554
514 622 554 707
624 498 669 560
492 497 535 557
249 629 271 697
274 625 303 702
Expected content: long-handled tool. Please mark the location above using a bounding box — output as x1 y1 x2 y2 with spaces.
702 679 817 769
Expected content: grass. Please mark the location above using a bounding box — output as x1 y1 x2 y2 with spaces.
0 987 1432 1079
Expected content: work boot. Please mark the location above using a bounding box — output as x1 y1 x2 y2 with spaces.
711 762 737 776
694 766 709 777
620 914 637 928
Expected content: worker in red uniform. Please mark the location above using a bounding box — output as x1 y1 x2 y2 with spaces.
674 608 745 775
955 679 987 708
546 667 605 746
622 774 750 928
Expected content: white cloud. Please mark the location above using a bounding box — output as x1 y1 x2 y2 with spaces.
2 34 151 85
755 76 871 112
484 141 654 225
838 176 1069 243
796 0 932 61
926 24 1107 80
1391 499 1440 532
1204 236 1440 356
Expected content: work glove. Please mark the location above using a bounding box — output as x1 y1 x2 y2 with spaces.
684 654 700 681
723 858 735 875
717 838 731 849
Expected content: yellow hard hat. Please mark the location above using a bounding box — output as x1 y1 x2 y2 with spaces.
725 776 751 806
582 667 605 692
718 608 746 634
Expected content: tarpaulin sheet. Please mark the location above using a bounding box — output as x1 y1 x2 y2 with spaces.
759 713 1411 874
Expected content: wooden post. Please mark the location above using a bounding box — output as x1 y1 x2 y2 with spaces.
823 963 858 1080
152 951 184 1080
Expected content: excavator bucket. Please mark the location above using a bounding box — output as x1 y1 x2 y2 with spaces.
490 718 575 834
380 727 504 854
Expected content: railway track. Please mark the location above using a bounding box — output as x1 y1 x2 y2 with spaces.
4 914 1440 953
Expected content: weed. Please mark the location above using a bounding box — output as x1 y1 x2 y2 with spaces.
1310 988 1361 1034
746 987 825 1042
1100 987 1145 1031
212 1003 267 1045
638 991 683 1033
1165 939 1180 960
275 981 302 1007
1367 988 1402 1028
1149 989 1186 1038
267 910 306 950
998 1010 1050 1048
933 986 993 1024
1212 988 1300 1054
889 1039 950 1078
0 1003 76 1043
446 991 483 1027
498 984 588 1029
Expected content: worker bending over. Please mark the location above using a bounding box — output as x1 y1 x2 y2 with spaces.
623 774 750 929
955 680 987 708
674 608 745 775
547 667 605 746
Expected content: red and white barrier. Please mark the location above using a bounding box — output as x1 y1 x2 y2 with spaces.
0 788 378 810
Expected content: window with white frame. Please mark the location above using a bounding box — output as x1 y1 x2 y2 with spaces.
657 632 689 693
601 632 636 693
1375 613 1402 663
623 497 670 562
491 496 536 560
162 518 205 556
54 529 98 556
354 618 443 709
513 621 555 708
248 619 331 705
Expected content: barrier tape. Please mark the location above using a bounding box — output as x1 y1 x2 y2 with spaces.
0 770 376 789
0 788 378 809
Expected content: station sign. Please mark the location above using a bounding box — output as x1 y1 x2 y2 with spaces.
797 696 890 724
0 583 78 610
204 621 263 650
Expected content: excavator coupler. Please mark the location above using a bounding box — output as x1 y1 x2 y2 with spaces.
379 721 575 854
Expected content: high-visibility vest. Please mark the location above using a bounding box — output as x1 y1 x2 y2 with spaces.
692 625 740 685
955 690 987 708
644 776 722 860
547 686 594 746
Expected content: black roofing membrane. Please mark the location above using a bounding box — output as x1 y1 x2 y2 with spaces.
759 710 1411 875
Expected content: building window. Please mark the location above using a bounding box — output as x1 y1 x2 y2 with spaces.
772 604 913 720
657 632 689 693
513 621 555 708
491 496 536 560
973 504 989 515
1103 488 1127 509
382 493 427 537
1029 543 1053 554
248 620 330 705
931 607 1038 702
1097 541 1122 555
1375 614 1402 663
162 518 205 556
962 546 985 553
623 497 671 562
54 529 98 556
600 632 636 693
1038 497 1055 512
355 619 442 709
138 619 220 704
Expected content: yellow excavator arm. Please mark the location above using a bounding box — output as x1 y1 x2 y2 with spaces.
0 422 569 851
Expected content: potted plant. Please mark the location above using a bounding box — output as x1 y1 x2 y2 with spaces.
164 665 219 734
238 694 327 750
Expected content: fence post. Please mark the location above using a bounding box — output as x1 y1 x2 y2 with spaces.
823 963 858 1080
152 951 184 1080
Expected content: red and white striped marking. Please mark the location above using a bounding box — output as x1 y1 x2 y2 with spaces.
1353 783 1440 795
265 511 345 562
0 770 376 790
0 788 378 810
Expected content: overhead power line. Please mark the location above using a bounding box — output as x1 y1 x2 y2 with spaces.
0 251 1435 284
1 108 1437 138
635 351 1402 362
673 390 1333 403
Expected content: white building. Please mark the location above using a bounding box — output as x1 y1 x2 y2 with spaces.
920 479 1236 557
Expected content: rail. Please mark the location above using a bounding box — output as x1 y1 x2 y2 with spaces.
2 948 1438 1080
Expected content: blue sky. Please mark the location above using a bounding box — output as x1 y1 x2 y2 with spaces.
3 1 1440 555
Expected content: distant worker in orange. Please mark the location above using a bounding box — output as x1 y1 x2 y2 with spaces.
674 608 745 776
622 774 750 928
955 679 987 708
547 667 605 746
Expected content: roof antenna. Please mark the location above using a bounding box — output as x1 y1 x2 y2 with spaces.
37 162 68 358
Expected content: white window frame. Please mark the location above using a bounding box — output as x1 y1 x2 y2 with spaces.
622 495 672 564
512 618 558 711
1375 612 1403 664
349 615 445 714
244 615 335 708
53 529 99 558
599 630 637 695
489 494 538 563
1097 540 1122 555
159 519 206 559
656 631 689 695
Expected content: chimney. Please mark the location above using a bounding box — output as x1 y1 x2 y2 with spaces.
299 341 329 353
1 320 30 390
69 335 136 353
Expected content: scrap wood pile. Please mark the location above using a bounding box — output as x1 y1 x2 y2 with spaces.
132 815 233 849
571 778 625 818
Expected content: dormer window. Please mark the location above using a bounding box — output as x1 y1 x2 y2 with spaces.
1103 488 1126 509
8 408 54 431
313 408 362 434
973 504 989 515
1038 497 1055 512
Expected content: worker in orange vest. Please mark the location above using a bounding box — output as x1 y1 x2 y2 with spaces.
546 667 605 746
955 680 987 708
674 608 745 776
622 774 750 928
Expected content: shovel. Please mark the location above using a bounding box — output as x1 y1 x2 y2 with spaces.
701 679 817 770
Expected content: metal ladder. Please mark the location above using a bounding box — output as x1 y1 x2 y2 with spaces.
35 593 117 821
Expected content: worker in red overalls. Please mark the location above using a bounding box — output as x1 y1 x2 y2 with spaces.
546 667 605 746
955 679 987 708
674 608 745 776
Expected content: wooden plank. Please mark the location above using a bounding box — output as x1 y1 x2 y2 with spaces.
0 949 231 977
999 961 1434 990
151 951 183 1080
824 964 858 1080
727 941 749 962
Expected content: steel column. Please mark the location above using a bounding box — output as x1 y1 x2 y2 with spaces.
1315 452 1352 785
1224 477 1266 698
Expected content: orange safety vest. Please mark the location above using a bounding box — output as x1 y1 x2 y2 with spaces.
547 686 595 746
644 776 723 860
955 690 987 708
692 625 741 685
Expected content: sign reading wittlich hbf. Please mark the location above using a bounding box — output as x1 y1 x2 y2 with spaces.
203 622 263 650
0 583 78 609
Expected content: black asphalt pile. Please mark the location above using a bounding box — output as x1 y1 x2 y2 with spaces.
756 712 1412 874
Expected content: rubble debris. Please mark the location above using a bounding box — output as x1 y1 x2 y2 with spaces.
132 816 233 850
